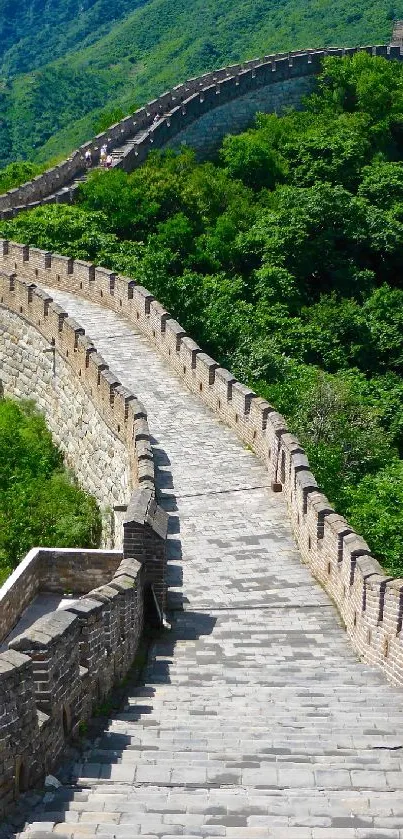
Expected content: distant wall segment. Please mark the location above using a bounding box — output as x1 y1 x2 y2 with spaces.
1 237 402 690
163 76 316 158
0 45 402 215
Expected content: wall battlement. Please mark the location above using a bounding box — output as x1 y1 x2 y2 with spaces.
0 552 145 819
0 264 155 497
0 270 170 818
0 45 401 216
0 238 402 693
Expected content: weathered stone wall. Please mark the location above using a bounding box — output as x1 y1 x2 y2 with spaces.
0 266 170 815
0 555 145 820
0 45 401 215
0 264 156 546
0 547 122 643
0 491 168 818
3 238 402 689
0 307 131 545
164 76 316 158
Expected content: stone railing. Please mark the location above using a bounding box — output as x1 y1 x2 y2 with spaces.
0 44 401 216
1 237 402 690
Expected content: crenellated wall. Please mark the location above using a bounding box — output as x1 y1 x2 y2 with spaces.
0 554 145 820
0 307 132 545
0 45 401 215
0 263 156 545
1 237 402 689
0 268 169 815
163 75 316 158
1 42 403 819
0 547 122 643
0 504 168 819
0 259 171 815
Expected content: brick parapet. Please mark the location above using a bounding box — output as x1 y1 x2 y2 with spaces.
0 551 147 817
0 266 156 498
0 500 168 816
0 46 400 215
2 240 402 688
0 271 170 814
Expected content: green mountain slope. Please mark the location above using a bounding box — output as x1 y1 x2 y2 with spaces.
0 0 401 167
0 0 146 76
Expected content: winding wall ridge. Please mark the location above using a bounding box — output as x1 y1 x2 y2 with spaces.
1 238 403 688
0 44 402 215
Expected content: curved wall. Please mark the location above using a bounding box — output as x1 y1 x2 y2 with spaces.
0 45 401 215
1 237 402 688
0 308 130 545
164 75 316 158
0 268 155 546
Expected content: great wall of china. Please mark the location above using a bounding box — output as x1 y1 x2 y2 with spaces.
1 44 403 837
0 45 402 217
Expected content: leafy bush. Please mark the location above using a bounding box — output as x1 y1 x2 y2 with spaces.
0 398 102 581
0 161 43 195
345 461 403 577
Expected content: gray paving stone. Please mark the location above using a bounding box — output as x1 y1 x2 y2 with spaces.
13 286 403 838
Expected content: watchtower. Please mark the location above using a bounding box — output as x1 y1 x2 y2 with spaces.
391 20 403 45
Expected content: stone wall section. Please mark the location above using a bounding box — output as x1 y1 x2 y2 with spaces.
2 238 402 688
0 45 401 215
0 555 145 821
0 266 169 815
163 76 316 158
0 547 123 642
0 308 131 544
0 264 157 546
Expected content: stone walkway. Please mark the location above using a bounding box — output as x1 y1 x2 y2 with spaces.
14 288 403 838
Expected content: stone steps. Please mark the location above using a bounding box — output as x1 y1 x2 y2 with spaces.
18 781 403 837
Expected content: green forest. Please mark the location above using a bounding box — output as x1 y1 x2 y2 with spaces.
0 0 402 166
0 398 102 582
1 53 403 575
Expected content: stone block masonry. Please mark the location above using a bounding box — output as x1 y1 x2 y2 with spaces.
164 75 316 159
0 275 169 818
0 268 158 546
0 554 145 822
0 306 131 546
2 238 402 693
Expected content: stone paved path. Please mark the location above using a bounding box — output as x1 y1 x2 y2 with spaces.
15 288 403 838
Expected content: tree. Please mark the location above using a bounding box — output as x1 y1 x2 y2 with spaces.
345 461 403 576
0 399 102 578
221 131 286 190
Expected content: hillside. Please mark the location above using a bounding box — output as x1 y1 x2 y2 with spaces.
3 54 403 575
0 0 144 76
0 0 402 167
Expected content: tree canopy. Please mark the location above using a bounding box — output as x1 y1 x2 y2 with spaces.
2 53 403 575
0 398 102 582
